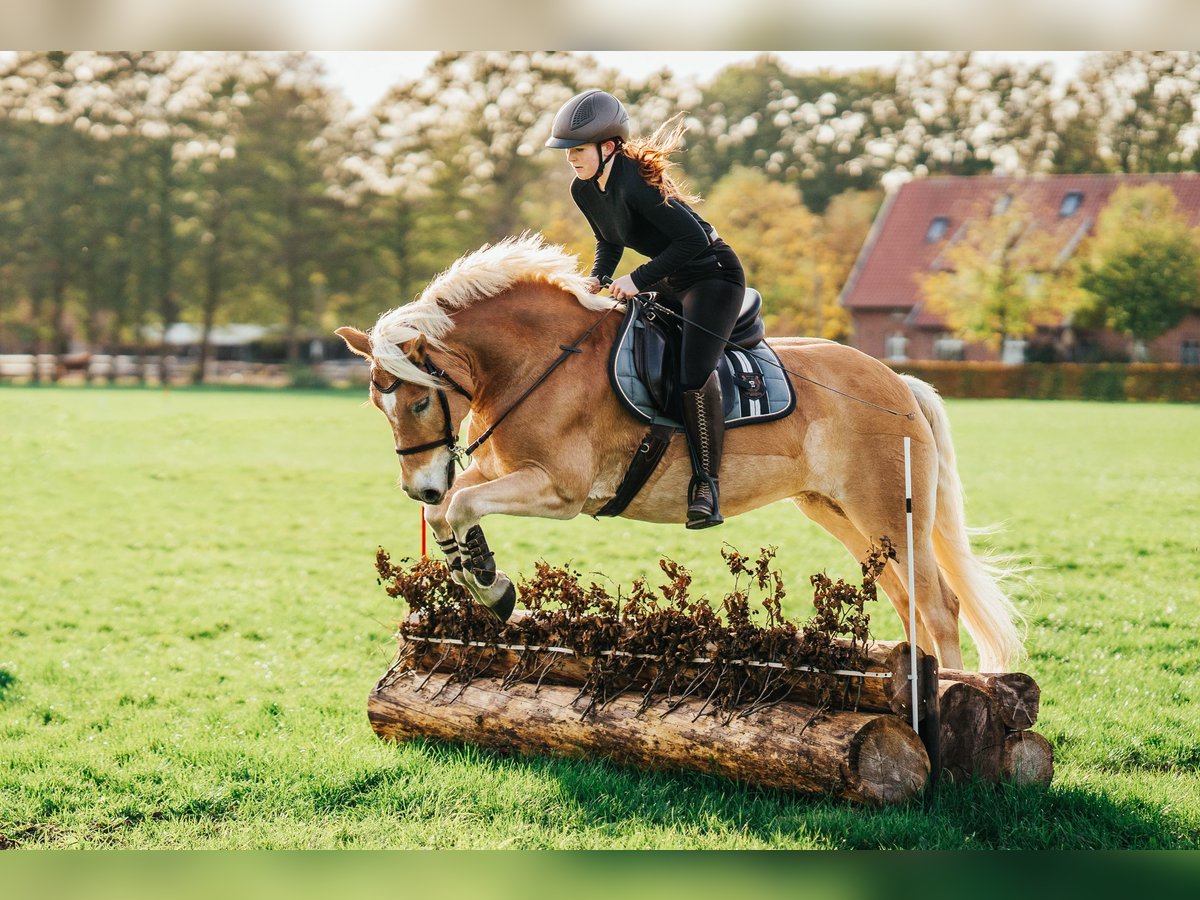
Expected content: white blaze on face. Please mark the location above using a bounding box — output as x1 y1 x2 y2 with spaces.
378 389 398 421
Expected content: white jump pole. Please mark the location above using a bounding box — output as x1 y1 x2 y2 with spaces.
904 436 919 735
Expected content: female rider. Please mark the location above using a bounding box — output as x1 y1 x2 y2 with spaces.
546 89 746 529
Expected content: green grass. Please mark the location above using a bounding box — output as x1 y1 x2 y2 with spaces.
0 386 1197 848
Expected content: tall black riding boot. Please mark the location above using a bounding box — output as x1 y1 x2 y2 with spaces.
681 370 725 529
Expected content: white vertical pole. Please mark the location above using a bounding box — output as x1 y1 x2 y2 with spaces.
904 436 919 734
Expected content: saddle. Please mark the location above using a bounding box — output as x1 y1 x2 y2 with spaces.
597 290 796 518
607 289 795 428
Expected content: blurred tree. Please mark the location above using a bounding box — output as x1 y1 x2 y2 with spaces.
99 51 212 383
371 52 598 246
232 53 350 364
704 167 823 335
330 64 458 318
689 55 892 212
686 52 1057 213
704 170 876 339
1054 52 1200 174
179 53 276 382
1078 184 1200 358
812 188 881 340
0 52 100 380
919 197 1069 350
886 52 1057 179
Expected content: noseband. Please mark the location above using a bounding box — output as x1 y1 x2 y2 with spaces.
373 355 474 487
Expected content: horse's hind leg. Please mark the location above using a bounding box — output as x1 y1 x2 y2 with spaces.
869 527 961 668
794 492 961 668
793 493 927 638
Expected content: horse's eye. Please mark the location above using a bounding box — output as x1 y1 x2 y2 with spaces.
411 395 432 414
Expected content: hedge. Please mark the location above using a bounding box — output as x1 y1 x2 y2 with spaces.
886 362 1200 402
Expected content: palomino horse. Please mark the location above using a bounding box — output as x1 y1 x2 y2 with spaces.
337 235 1023 672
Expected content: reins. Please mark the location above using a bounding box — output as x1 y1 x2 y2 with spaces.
459 300 621 457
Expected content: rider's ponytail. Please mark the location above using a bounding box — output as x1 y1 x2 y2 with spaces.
621 112 700 204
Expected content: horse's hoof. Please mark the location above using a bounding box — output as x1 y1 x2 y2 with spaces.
485 582 517 622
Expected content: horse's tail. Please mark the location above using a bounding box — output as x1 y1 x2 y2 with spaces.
901 375 1025 672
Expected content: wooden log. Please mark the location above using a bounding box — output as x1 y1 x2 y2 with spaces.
937 669 1040 730
998 730 1054 786
368 669 930 805
399 610 939 723
936 680 1003 782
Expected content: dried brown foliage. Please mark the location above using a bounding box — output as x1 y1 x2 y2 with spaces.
375 538 896 722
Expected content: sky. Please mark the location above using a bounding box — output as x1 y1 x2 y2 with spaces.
313 50 1088 114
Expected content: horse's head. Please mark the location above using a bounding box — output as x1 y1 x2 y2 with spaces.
336 325 471 506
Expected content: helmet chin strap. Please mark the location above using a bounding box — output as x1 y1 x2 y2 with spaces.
587 140 620 184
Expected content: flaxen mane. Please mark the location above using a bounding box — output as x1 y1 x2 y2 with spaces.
370 233 614 387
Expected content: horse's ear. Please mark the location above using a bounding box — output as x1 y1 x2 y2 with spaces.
405 334 427 362
335 326 372 359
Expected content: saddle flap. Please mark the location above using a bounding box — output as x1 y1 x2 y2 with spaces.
631 317 672 414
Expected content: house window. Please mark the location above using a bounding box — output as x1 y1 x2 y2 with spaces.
933 334 965 361
1059 191 1083 216
1182 340 1200 365
925 216 950 242
993 192 1012 215
885 331 909 362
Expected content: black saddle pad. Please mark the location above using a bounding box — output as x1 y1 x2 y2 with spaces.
607 297 796 429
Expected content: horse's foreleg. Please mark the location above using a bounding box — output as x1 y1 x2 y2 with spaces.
445 465 583 620
422 501 465 583
423 465 488 587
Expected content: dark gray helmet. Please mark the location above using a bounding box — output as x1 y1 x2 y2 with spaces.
545 89 630 149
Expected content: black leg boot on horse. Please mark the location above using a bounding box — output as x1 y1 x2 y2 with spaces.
681 370 724 529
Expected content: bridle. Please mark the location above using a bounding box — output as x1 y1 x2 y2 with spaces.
373 355 474 487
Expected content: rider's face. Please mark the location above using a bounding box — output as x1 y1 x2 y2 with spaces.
566 144 600 179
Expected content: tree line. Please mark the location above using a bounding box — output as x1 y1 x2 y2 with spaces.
2 50 1199 381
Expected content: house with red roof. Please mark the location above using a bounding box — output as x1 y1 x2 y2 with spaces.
839 174 1200 364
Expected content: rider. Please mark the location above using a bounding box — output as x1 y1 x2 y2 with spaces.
546 89 746 529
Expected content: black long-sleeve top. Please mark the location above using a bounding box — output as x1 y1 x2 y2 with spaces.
570 153 719 290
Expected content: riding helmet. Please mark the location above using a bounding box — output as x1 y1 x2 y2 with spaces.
545 89 630 149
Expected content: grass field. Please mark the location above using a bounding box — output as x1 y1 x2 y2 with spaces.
1 386 1197 848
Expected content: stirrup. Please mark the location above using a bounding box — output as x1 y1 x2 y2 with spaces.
686 475 723 529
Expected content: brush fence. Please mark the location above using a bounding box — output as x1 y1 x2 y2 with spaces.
369 611 1051 804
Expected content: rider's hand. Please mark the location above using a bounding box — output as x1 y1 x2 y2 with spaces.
583 276 603 294
608 274 639 301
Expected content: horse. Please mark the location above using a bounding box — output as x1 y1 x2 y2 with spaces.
336 234 1023 672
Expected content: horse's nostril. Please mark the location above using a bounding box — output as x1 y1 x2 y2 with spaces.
421 489 442 504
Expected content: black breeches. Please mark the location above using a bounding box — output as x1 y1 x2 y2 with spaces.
677 281 745 390
650 276 745 391
646 239 746 391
